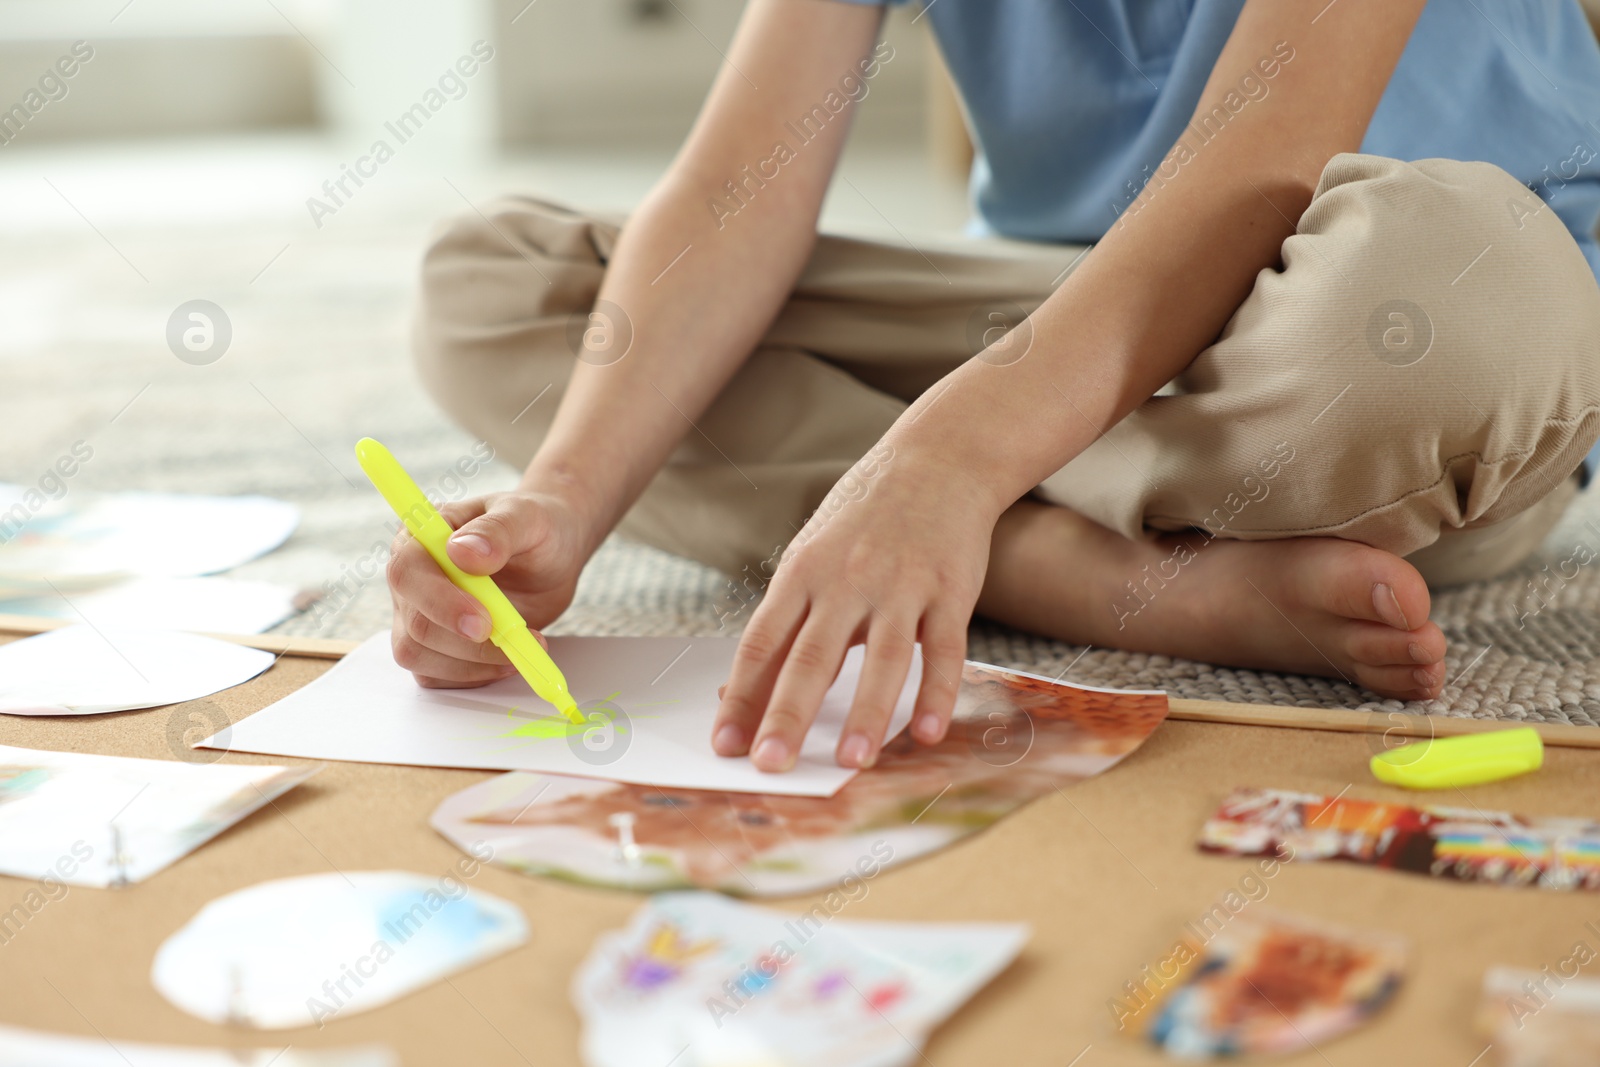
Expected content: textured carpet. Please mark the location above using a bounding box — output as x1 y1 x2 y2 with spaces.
7 146 1600 728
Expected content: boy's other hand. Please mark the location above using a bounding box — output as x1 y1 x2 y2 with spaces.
711 444 998 772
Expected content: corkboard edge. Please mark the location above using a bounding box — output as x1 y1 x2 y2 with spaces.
4 613 1594 749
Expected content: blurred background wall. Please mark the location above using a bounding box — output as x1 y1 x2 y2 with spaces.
0 0 969 173
0 0 973 640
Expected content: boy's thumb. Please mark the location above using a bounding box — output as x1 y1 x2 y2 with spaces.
445 497 543 575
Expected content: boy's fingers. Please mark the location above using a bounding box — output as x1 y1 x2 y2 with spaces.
447 494 549 576
414 674 509 689
712 594 806 758
835 615 917 769
910 609 968 744
386 493 549 688
749 608 859 773
436 497 489 529
394 603 507 667
391 625 515 686
386 537 493 643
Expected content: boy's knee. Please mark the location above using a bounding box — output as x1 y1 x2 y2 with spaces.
1306 154 1600 389
413 195 605 365
1197 154 1600 551
412 208 489 395
410 197 608 465
412 212 512 436
1319 155 1600 523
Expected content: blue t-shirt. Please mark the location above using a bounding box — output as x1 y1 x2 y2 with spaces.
844 0 1600 263
838 0 1600 479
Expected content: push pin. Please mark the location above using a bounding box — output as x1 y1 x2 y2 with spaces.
108 824 130 889
225 963 249 1027
608 812 642 868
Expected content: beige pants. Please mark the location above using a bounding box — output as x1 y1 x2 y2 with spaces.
413 154 1600 587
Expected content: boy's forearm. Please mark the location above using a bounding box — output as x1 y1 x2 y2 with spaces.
892 0 1428 516
509 0 883 550
516 171 821 546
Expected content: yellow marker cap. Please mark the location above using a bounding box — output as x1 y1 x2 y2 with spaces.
1370 726 1543 790
354 437 582 724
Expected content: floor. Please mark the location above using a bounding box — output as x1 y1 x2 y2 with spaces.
6 133 1600 728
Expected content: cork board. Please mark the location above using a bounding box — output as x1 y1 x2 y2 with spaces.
2 639 1597 1065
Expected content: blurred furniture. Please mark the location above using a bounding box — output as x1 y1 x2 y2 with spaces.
924 30 972 182
0 0 317 140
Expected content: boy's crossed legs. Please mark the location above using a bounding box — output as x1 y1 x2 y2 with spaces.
414 154 1600 700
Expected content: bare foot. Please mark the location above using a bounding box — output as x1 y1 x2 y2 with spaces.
978 500 1447 701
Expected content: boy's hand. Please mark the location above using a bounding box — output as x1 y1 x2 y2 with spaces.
710 445 999 771
386 490 589 688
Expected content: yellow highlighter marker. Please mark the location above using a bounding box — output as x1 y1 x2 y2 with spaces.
355 437 582 725
1369 726 1543 790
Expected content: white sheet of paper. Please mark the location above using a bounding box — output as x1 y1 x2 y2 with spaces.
0 744 317 886
0 576 299 634
0 1025 397 1067
0 625 276 715
0 485 298 586
206 634 919 797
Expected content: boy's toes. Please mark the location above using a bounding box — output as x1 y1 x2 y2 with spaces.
1351 660 1445 701
1342 619 1446 667
1319 549 1432 632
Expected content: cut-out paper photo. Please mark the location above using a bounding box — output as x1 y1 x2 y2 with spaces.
1199 787 1600 891
433 662 1167 895
211 635 928 797
572 891 1028 1067
0 744 316 887
0 576 300 635
1113 909 1406 1058
0 484 298 594
0 625 275 716
152 870 527 1029
1477 965 1600 1066
0 1023 396 1067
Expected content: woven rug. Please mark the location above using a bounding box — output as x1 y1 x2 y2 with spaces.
6 166 1599 728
